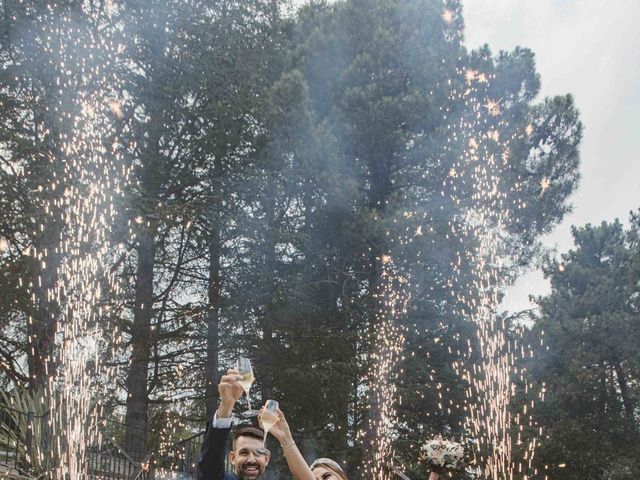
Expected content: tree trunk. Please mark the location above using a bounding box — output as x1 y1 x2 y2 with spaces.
27 246 60 392
205 202 221 420
613 361 637 428
260 175 277 400
598 368 608 417
124 224 156 460
123 25 164 451
27 109 64 393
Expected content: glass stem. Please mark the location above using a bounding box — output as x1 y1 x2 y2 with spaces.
246 392 252 411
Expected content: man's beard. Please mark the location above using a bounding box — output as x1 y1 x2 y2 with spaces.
236 462 264 480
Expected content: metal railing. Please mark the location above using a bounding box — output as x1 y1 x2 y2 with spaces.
96 418 205 480
0 401 205 479
86 442 151 480
153 432 204 477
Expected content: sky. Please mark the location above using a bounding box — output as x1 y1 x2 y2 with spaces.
462 0 640 312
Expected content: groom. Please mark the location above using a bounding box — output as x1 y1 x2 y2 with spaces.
197 369 271 480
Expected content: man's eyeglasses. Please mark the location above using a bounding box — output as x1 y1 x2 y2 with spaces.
252 447 270 457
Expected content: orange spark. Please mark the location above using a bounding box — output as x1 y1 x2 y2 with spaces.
540 177 551 194
488 130 500 142
108 99 124 119
465 69 477 83
484 98 503 116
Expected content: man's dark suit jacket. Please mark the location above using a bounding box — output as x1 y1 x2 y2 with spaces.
197 423 238 480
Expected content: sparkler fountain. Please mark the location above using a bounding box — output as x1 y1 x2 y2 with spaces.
20 3 130 477
448 67 545 480
360 5 546 479
358 257 410 480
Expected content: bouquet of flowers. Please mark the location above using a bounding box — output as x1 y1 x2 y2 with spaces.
419 435 466 474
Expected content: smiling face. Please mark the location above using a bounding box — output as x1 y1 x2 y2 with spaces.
312 465 343 480
229 435 270 480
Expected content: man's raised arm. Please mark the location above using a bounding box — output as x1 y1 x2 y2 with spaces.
197 369 244 480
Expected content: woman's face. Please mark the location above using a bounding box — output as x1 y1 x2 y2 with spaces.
312 466 341 480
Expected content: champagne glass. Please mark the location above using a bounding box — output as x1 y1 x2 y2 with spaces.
237 357 259 418
260 400 279 446
253 399 278 457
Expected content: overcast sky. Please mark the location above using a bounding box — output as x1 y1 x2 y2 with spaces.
462 0 640 312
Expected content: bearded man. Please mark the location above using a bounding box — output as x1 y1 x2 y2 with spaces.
197 369 314 480
197 369 270 480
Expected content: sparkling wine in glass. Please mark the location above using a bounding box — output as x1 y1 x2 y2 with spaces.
260 400 279 446
237 357 259 418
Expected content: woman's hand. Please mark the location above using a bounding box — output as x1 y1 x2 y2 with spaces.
259 407 293 446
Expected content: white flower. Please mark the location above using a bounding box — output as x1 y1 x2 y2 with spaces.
420 436 465 470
